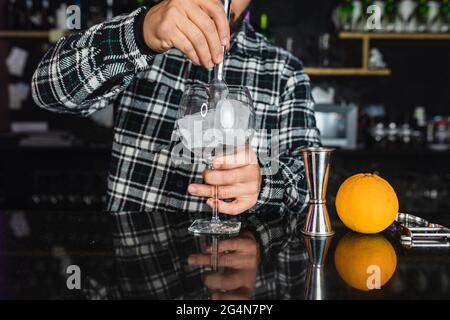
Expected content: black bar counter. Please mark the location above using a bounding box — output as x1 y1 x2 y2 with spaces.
0 208 449 300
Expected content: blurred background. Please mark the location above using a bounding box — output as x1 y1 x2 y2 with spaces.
0 0 449 215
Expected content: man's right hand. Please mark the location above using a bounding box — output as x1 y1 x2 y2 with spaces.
143 0 230 69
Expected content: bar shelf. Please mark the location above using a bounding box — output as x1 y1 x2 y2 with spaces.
304 67 391 76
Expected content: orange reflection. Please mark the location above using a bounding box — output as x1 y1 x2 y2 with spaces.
334 232 397 291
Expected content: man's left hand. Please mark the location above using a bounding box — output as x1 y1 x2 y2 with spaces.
187 147 262 215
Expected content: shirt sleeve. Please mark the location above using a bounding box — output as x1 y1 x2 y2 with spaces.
250 66 321 215
31 7 156 117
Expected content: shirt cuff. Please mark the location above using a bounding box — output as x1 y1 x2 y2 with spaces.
248 161 276 213
95 7 157 73
133 7 160 56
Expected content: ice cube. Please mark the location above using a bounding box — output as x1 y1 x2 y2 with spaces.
214 99 252 147
176 111 218 150
217 99 235 129
176 99 253 152
214 99 250 130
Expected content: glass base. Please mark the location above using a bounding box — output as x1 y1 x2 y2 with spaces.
188 219 241 236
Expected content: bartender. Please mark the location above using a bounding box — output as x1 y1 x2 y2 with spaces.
31 0 320 214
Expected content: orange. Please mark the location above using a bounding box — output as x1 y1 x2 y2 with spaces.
334 232 397 291
335 173 399 234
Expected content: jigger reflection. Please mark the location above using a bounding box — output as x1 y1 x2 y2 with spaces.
300 147 335 237
303 235 333 300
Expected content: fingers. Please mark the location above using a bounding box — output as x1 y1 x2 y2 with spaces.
188 252 256 269
213 238 242 253
188 253 209 266
143 0 230 68
188 182 258 199
185 1 223 64
203 270 244 291
197 0 230 49
177 18 214 69
211 287 252 300
207 237 258 255
171 28 200 65
207 197 257 215
203 165 260 186
189 161 261 215
203 270 256 291
220 254 257 269
213 147 258 170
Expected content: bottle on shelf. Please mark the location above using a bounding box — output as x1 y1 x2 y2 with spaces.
74 0 83 29
55 2 68 30
338 0 355 31
397 113 414 149
375 0 387 31
386 120 399 150
417 0 431 32
86 1 104 28
33 0 51 30
362 0 387 32
427 1 441 32
40 0 58 30
364 104 387 149
427 116 450 151
441 0 450 32
259 13 274 43
24 0 34 30
361 0 374 31
354 1 367 31
136 0 146 6
106 0 114 21
318 33 331 66
397 0 420 32
384 0 398 31
41 0 51 30
412 106 428 147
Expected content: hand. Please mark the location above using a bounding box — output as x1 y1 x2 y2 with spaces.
188 231 259 300
142 0 230 69
187 147 262 215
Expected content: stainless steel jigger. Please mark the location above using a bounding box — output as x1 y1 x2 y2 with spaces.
301 147 335 237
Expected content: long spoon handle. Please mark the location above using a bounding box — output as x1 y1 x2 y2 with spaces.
214 47 226 81
214 0 232 82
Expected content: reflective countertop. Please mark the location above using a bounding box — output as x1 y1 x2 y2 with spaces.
0 209 449 300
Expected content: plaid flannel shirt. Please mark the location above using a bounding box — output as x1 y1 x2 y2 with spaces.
32 7 321 214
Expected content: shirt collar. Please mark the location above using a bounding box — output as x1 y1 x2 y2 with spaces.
229 21 261 57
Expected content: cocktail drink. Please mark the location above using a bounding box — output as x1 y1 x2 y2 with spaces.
176 84 255 235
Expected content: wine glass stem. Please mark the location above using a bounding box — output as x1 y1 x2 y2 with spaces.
211 236 219 271
208 163 220 224
212 184 219 223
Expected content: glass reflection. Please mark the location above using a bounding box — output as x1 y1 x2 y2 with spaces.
188 231 259 300
109 210 306 299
